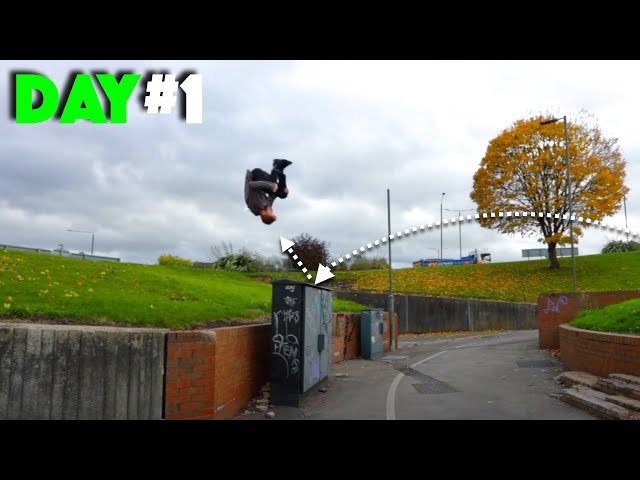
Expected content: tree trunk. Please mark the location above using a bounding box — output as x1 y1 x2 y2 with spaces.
548 242 560 270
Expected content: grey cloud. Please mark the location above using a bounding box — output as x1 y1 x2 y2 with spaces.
1 60 638 269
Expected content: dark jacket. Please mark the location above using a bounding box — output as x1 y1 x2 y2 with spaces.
245 169 277 216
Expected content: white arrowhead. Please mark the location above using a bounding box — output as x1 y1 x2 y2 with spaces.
314 264 335 285
280 236 294 252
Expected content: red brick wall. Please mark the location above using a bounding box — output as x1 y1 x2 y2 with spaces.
538 290 640 349
213 325 271 419
165 311 401 419
165 331 217 420
383 312 399 352
165 324 271 420
343 313 361 360
331 336 345 364
331 312 399 363
559 324 640 377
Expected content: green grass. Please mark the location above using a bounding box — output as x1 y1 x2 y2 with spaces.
0 250 369 329
259 251 639 303
2 248 638 329
570 298 640 335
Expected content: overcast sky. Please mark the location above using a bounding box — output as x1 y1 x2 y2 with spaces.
1 60 637 269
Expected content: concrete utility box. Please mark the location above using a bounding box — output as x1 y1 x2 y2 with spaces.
270 279 333 407
360 308 385 359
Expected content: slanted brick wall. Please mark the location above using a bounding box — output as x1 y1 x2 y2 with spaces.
559 325 640 377
538 290 640 349
164 324 270 420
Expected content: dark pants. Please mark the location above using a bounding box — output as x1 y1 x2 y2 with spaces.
251 168 288 198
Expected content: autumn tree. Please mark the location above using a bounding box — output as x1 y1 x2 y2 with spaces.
288 233 330 272
470 112 628 270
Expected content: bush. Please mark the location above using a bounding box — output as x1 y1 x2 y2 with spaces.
349 255 389 271
289 233 330 271
158 254 193 267
601 240 640 253
209 241 289 273
212 252 259 272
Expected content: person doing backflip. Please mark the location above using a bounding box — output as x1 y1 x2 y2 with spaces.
244 159 292 225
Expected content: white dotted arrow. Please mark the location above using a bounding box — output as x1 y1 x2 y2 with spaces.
279 236 326 283
310 210 637 285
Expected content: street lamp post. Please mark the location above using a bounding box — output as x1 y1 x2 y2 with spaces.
444 207 475 258
540 115 576 291
623 195 629 243
440 193 445 259
387 188 395 352
67 229 95 255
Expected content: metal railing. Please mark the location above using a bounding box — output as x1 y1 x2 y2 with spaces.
1 244 120 262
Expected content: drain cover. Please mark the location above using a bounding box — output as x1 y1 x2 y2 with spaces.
412 382 457 394
397 366 458 394
516 360 557 368
397 365 432 382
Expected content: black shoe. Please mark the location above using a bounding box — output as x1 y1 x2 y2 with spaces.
273 159 292 170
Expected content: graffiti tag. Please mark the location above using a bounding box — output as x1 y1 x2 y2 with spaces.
272 308 300 378
544 296 568 314
273 333 299 378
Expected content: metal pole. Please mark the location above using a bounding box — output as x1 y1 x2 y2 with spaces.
445 208 475 258
440 193 445 259
564 116 577 292
458 210 462 258
623 195 629 242
67 229 95 257
387 189 395 352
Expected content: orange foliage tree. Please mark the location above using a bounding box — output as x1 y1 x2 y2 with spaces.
470 112 629 270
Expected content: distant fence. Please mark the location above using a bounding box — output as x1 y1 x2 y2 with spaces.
522 247 578 259
1 244 120 263
334 290 537 333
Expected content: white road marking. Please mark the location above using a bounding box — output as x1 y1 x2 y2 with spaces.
386 350 448 420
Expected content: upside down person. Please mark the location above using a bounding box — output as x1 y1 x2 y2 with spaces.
244 159 292 225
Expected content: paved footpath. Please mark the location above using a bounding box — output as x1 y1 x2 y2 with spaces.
235 330 597 420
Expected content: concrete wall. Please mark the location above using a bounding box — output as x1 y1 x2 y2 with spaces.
559 324 640 377
0 305 439 421
334 291 537 333
538 290 640 349
0 323 166 420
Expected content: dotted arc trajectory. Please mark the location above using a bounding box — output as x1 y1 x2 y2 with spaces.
281 211 637 284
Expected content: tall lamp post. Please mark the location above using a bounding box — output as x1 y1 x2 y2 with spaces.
623 195 629 243
440 193 446 259
67 229 95 255
540 115 576 292
444 207 476 258
387 189 395 352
